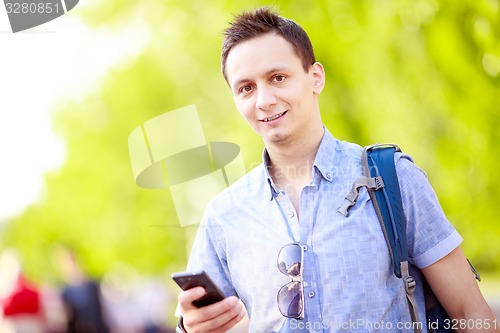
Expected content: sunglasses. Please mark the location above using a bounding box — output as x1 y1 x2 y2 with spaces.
277 243 305 319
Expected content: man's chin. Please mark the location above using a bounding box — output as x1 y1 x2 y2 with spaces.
264 131 291 145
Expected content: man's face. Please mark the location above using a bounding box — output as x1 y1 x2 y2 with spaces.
225 33 324 145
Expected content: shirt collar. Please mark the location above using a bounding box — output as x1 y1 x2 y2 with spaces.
312 127 336 183
262 149 280 200
262 127 337 200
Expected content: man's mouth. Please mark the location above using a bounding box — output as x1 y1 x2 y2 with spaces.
261 111 287 122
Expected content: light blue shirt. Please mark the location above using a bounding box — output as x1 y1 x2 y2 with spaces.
186 128 462 332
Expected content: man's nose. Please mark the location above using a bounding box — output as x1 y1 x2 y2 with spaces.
255 85 277 110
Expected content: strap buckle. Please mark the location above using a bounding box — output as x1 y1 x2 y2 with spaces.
338 176 385 217
365 143 401 153
370 176 384 190
404 275 416 294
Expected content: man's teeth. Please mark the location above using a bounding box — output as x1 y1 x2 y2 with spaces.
264 112 284 122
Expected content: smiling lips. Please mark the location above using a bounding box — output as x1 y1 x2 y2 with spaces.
261 111 287 122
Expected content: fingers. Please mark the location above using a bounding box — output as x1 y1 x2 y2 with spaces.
178 287 206 310
190 297 242 328
178 289 246 333
208 300 246 332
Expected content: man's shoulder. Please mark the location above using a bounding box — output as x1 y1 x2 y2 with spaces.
207 163 267 210
338 139 363 155
225 162 266 192
332 139 364 164
332 138 416 167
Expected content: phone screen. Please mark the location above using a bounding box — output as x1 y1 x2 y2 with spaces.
172 271 226 307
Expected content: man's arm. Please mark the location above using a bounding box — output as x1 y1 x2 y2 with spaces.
422 246 499 332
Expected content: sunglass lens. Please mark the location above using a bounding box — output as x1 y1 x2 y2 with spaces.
277 244 302 276
277 281 303 318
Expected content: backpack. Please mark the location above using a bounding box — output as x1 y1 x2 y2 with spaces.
337 144 480 333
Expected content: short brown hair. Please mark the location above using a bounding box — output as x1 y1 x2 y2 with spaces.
221 7 316 81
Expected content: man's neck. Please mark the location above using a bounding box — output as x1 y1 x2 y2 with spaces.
266 125 324 195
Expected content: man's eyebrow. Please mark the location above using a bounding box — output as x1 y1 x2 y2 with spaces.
231 67 291 90
231 78 251 92
264 66 290 77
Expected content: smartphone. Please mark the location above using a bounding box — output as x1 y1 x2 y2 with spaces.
172 271 226 308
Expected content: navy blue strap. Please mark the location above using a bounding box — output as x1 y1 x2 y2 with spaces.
366 145 407 278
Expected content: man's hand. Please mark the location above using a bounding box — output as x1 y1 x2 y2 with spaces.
178 287 246 333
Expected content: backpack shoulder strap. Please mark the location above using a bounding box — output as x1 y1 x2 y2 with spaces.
363 144 406 277
337 144 422 332
362 144 422 333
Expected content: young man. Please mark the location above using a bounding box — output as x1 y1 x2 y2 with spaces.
176 7 498 333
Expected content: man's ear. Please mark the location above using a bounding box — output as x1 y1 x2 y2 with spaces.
310 62 326 95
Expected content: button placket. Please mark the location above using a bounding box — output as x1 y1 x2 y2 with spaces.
274 190 300 240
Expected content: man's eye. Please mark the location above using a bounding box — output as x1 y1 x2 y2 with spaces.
239 85 253 94
273 75 286 82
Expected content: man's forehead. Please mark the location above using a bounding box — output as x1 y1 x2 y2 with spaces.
226 33 294 61
225 33 301 83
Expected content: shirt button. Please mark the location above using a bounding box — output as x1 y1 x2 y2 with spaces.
301 244 308 251
326 172 332 180
288 211 295 218
308 291 315 298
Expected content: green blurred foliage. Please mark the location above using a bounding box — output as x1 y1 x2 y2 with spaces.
1 0 499 285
